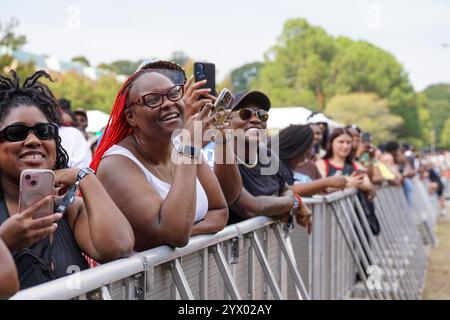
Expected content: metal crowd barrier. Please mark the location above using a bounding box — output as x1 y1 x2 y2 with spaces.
410 177 438 245
444 177 450 199
11 184 433 300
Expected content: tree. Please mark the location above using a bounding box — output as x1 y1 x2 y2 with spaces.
97 60 143 76
48 71 121 113
230 62 263 93
251 18 420 140
71 56 90 67
440 118 450 149
422 84 450 146
415 93 433 149
169 51 190 67
0 18 27 70
252 18 335 110
325 93 403 144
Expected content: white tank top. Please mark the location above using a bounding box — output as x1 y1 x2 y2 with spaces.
102 145 208 223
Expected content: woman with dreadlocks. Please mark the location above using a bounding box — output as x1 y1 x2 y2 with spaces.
277 124 347 197
91 61 228 251
0 70 134 289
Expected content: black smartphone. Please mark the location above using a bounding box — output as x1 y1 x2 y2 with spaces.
193 62 217 97
362 132 372 144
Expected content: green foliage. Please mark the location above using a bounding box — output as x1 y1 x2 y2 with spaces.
0 18 26 49
0 18 27 71
249 17 420 140
252 18 335 110
230 62 263 93
422 84 450 146
48 71 121 113
169 51 190 67
440 118 450 149
325 93 403 144
71 56 90 67
415 93 433 149
97 59 143 76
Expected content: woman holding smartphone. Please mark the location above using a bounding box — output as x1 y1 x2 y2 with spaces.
90 60 228 251
316 128 374 194
0 70 134 289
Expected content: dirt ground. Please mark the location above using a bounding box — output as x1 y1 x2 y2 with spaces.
423 208 450 299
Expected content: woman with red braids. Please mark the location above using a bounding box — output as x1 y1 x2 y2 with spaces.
91 61 228 251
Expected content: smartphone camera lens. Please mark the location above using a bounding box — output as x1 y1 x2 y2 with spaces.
25 174 31 180
31 180 37 186
196 64 204 78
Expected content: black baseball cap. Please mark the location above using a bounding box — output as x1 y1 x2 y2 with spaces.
74 108 87 118
232 91 271 111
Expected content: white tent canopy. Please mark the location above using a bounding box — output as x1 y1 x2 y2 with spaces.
267 106 341 130
86 110 110 133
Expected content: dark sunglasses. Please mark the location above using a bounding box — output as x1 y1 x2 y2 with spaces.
0 123 59 142
237 108 269 122
130 85 184 109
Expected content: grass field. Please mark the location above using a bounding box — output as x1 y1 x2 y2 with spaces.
423 207 450 299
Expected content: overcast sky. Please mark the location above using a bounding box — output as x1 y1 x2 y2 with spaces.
1 0 449 91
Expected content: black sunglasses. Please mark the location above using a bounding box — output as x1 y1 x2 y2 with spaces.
0 123 59 142
237 108 269 122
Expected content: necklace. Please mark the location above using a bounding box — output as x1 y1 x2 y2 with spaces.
132 135 174 183
235 155 258 168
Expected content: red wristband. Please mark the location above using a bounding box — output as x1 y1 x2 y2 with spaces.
294 194 303 208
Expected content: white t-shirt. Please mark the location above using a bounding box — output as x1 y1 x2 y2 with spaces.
102 144 208 223
59 126 92 168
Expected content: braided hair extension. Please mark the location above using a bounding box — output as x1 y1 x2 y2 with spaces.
0 70 69 169
90 60 186 171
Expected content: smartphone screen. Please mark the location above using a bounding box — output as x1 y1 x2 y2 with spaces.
193 62 217 97
362 132 372 144
19 169 55 219
212 89 235 126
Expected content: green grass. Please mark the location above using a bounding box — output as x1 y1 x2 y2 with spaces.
423 211 450 299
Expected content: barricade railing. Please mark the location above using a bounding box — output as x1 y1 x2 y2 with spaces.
10 184 433 300
410 176 438 245
444 177 450 199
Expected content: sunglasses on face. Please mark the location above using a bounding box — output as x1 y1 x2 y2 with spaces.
130 85 184 109
0 123 59 142
236 108 269 122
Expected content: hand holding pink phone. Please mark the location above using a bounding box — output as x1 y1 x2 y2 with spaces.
19 169 55 219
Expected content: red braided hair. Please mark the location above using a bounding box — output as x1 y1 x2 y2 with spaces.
90 60 186 171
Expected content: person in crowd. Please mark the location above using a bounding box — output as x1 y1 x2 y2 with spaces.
0 70 134 289
57 98 77 127
293 124 324 181
377 150 403 186
277 124 347 196
384 141 416 205
345 127 384 185
316 128 375 195
422 159 446 214
307 111 329 157
0 237 19 299
212 91 312 233
54 99 92 168
74 108 90 140
90 61 229 251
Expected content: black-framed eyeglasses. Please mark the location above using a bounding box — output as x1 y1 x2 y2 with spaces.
0 123 59 142
237 108 269 122
130 85 184 109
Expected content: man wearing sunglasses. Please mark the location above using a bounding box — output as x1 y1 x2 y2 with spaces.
213 91 312 233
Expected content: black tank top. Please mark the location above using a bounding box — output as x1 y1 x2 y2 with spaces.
0 189 89 289
324 159 357 177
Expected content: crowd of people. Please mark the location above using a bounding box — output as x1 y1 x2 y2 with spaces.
0 60 448 298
